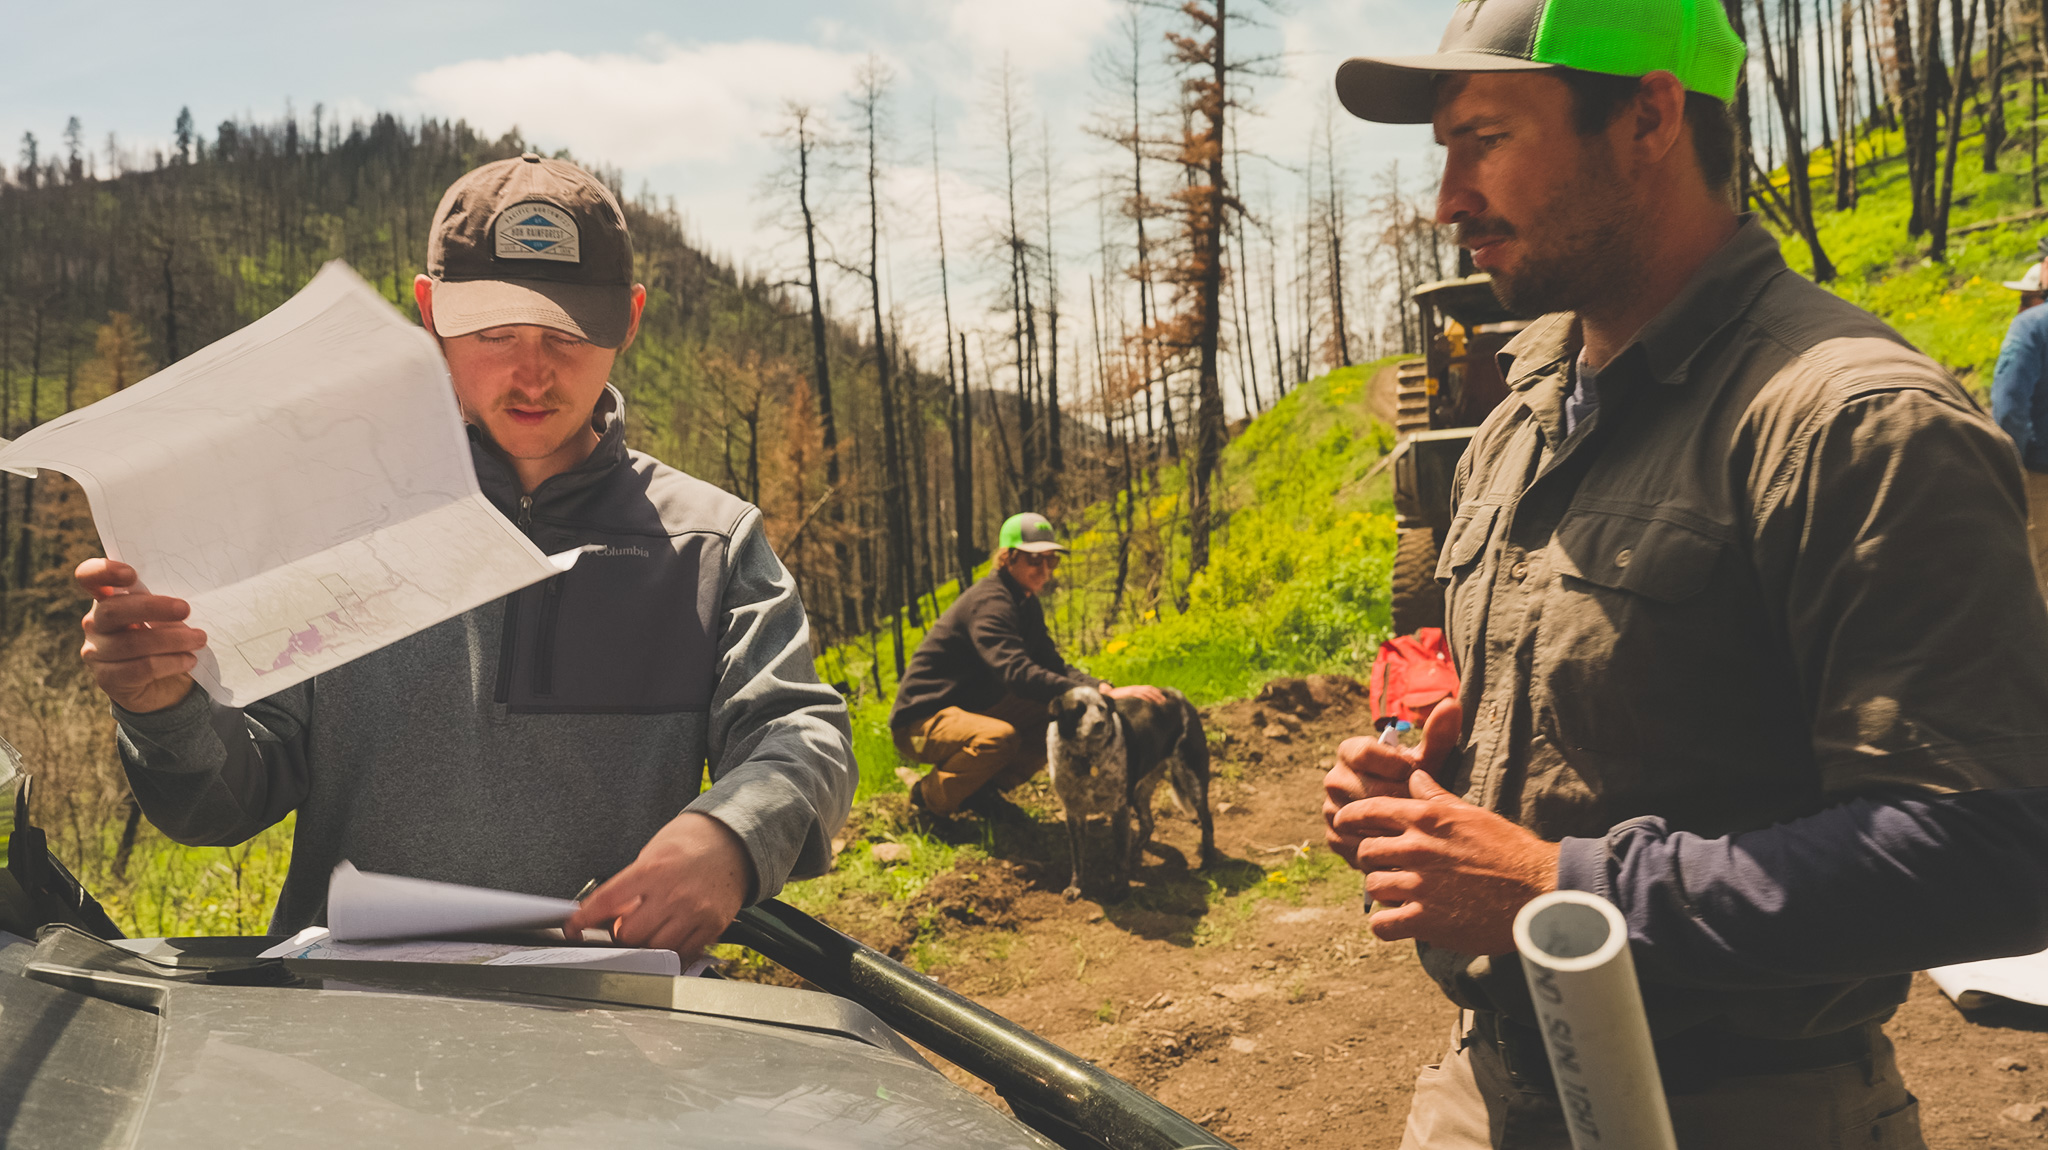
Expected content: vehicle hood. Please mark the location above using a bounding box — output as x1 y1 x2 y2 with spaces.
0 930 1053 1149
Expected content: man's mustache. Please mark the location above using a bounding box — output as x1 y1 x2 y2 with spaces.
1456 219 1516 247
495 393 569 412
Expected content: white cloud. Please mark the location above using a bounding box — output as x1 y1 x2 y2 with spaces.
411 39 868 171
942 0 1118 74
389 1 1462 389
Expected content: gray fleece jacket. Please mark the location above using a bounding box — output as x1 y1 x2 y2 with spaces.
113 390 856 934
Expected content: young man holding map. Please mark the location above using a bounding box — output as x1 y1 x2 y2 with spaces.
74 154 856 959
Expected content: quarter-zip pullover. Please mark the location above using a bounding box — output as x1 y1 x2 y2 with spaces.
114 389 855 933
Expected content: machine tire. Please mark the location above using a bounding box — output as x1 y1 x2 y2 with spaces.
1391 527 1445 637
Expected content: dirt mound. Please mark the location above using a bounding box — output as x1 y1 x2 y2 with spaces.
840 793 912 846
907 858 1028 931
1252 675 1369 720
860 856 1031 960
1215 675 1373 748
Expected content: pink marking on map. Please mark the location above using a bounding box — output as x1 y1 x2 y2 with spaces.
266 615 336 672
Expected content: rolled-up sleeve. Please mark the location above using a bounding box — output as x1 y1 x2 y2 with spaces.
1560 788 2048 988
1760 386 2048 795
689 509 856 903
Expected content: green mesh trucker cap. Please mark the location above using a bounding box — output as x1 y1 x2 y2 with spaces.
999 513 1069 555
1335 0 1748 125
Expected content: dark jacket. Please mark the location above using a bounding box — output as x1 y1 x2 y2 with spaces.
889 569 1103 731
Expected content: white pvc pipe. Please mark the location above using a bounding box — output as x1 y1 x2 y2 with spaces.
1512 890 1678 1150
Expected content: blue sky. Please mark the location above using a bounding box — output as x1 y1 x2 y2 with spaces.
5 0 1468 373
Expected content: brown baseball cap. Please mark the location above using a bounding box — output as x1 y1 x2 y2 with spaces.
425 153 636 348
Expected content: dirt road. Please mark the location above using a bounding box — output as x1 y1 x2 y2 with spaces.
795 682 2048 1148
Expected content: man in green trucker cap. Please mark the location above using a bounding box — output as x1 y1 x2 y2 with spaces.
890 513 1166 817
1321 1 2048 1147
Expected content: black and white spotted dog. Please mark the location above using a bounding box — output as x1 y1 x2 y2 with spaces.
1045 685 1218 901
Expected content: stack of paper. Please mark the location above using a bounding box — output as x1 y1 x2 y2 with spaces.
258 928 687 977
256 862 697 978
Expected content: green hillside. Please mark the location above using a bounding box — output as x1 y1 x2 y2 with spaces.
1765 116 2046 391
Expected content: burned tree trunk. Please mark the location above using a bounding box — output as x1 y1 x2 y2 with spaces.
1985 0 2009 171
1930 0 1982 260
1755 0 1840 280
1168 0 1233 576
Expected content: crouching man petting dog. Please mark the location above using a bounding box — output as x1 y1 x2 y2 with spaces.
890 513 1169 818
1047 685 1217 901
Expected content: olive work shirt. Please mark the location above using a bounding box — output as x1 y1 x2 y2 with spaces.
1431 218 2048 1040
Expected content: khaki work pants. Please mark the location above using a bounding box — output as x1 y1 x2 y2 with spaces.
1399 1013 1926 1150
2030 470 2048 602
892 694 1050 814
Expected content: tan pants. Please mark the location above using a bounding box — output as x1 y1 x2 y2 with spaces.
2029 470 2048 602
892 694 1050 814
1400 1013 1925 1150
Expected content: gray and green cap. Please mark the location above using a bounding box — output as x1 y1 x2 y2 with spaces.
999 512 1068 555
1336 0 1748 125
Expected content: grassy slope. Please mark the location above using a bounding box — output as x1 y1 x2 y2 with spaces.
1769 98 2048 390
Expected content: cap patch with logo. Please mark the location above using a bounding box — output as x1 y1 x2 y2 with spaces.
494 202 581 263
1335 0 1748 125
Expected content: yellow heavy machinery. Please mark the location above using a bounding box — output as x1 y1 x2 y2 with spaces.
1388 275 1531 635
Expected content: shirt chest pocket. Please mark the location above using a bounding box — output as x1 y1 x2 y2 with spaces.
1436 503 1500 659
1539 509 1730 751
1552 510 1723 602
1436 504 1499 583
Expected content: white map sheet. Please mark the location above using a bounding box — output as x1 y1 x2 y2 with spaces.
1929 946 2048 1011
0 261 573 707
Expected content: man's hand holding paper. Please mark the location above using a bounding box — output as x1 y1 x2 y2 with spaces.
77 558 205 715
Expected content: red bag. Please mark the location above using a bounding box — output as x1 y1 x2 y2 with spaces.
1368 628 1460 730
